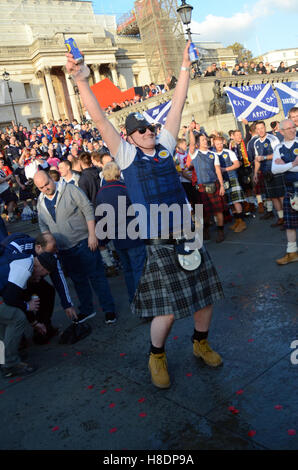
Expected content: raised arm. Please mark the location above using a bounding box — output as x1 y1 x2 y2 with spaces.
65 54 121 156
164 41 191 139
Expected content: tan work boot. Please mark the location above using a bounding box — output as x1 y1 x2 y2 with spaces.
276 252 298 265
193 339 223 367
148 352 171 389
229 219 240 230
234 219 247 233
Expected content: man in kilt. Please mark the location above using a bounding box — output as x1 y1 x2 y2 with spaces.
213 136 247 233
188 130 226 243
66 42 224 389
272 119 298 265
254 122 285 227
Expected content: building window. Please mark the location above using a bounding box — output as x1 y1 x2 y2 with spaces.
24 83 33 99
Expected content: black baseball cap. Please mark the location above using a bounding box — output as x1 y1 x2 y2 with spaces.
125 112 151 136
37 252 57 273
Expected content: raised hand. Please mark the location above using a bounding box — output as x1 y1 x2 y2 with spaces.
65 52 90 82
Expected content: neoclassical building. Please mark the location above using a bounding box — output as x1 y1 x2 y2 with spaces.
0 0 151 128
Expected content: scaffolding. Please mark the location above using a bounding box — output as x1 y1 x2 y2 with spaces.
117 0 185 84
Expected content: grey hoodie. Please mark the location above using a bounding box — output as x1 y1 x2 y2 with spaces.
37 180 95 250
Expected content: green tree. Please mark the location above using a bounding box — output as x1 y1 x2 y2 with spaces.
227 42 253 63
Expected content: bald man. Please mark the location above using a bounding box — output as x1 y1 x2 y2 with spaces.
34 171 116 324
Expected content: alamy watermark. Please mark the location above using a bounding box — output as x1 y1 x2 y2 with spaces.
290 340 298 365
0 340 5 365
95 198 203 249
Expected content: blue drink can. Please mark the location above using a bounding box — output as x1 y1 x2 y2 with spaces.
65 38 83 63
189 42 199 63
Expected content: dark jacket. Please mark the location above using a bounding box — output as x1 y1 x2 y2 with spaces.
78 166 101 207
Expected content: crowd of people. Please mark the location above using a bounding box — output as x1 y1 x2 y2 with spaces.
0 42 297 390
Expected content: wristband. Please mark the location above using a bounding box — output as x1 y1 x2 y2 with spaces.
263 156 267 161
31 321 38 327
181 66 190 72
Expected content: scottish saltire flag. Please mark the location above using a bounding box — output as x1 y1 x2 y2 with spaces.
274 82 298 117
143 100 172 125
224 83 279 121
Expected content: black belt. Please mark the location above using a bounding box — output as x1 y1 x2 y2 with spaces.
144 237 188 246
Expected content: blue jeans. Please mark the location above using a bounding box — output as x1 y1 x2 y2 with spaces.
116 244 147 303
59 239 115 315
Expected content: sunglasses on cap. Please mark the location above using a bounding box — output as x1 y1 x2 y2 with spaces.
136 125 156 134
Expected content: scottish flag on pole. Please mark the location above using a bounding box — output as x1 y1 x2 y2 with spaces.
224 83 279 121
274 81 298 117
143 100 172 125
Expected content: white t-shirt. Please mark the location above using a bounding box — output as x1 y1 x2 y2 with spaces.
214 149 238 167
272 138 298 175
115 128 176 170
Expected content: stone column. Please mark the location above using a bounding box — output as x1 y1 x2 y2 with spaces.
109 63 119 87
62 67 81 122
43 67 60 120
35 70 52 121
90 64 101 84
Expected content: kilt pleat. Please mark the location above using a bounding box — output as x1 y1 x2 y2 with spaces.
284 192 298 229
263 174 286 199
225 177 245 205
131 244 224 318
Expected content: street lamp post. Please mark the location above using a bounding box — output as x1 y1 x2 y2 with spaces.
177 0 193 42
2 70 18 124
177 1 201 77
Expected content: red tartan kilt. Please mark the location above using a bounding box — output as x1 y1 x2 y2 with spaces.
197 181 226 217
254 171 266 195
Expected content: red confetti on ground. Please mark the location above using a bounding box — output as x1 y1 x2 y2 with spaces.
0 390 5 395
186 373 192 377
9 379 14 384
115 388 122 392
119 353 126 357
228 406 239 414
15 378 22 382
274 405 283 410
52 426 59 432
248 430 256 437
288 429 296 436
229 317 234 320
173 336 178 340
138 398 146 403
248 339 254 343
76 352 82 356
100 389 107 395
139 412 147 418
63 353 68 357
109 428 117 433
87 385 94 390
236 390 244 395
271 294 277 298
109 403 116 408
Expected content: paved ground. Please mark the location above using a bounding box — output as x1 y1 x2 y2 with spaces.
0 214 297 451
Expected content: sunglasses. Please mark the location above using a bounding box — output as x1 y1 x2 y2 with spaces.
136 125 156 134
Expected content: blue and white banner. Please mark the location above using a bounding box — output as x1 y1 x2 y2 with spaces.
224 83 279 121
143 100 172 125
274 81 298 117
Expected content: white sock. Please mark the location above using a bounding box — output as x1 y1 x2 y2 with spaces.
266 200 273 212
256 195 262 204
287 242 297 254
277 210 284 219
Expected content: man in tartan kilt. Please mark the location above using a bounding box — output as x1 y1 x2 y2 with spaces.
188 130 226 243
272 119 298 265
66 42 224 389
213 136 247 233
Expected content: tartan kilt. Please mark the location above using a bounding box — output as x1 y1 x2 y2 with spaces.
225 177 245 205
131 244 224 319
197 182 226 218
263 174 286 199
283 192 298 229
254 171 266 196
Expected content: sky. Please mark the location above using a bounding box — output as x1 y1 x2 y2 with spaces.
92 0 298 57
